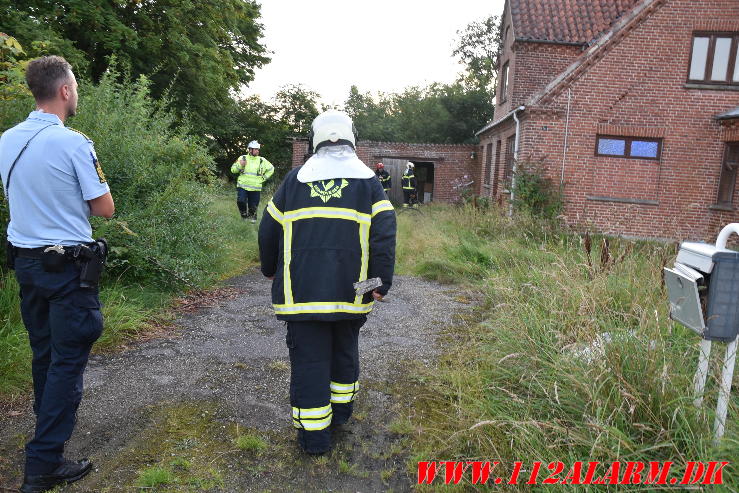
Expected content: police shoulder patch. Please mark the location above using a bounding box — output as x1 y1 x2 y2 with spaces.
90 151 107 184
307 179 349 203
68 127 94 143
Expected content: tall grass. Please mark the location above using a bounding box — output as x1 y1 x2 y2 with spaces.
397 204 737 490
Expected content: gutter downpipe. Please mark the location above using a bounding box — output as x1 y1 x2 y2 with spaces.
509 106 525 217
560 88 572 190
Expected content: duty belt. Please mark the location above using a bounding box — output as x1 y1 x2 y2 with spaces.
14 247 51 259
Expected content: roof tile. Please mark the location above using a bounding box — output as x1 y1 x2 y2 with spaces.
511 0 640 44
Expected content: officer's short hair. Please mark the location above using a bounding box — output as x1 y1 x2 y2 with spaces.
25 56 73 102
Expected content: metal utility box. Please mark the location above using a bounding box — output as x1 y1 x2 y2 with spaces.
665 242 739 341
664 263 705 334
705 251 739 342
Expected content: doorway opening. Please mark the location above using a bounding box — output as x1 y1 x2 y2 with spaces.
412 161 435 203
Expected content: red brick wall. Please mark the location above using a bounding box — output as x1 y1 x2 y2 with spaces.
513 0 739 241
291 139 479 203
510 43 583 110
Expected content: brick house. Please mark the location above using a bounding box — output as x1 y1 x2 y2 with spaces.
291 139 479 205
477 0 739 240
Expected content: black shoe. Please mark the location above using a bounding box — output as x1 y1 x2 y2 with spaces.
20 459 93 493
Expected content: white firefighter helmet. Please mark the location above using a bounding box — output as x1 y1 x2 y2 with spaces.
310 110 357 152
247 140 261 149
407 161 414 169
298 111 372 183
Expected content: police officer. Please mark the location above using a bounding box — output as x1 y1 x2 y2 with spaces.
231 140 275 223
258 110 396 455
0 56 114 493
402 161 418 208
375 162 391 196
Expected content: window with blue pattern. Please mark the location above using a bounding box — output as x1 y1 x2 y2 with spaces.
596 136 661 160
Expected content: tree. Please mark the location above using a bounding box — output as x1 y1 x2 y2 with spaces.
341 83 493 145
0 0 270 142
452 14 502 95
273 84 320 135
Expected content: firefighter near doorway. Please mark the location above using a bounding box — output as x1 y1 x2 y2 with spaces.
401 161 418 208
258 110 397 455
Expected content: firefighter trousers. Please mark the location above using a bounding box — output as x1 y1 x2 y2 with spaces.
285 317 365 454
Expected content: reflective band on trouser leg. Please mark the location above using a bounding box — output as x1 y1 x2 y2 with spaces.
292 404 332 430
330 380 359 404
283 222 293 305
353 223 370 304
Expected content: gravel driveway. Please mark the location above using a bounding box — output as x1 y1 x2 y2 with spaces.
0 270 469 492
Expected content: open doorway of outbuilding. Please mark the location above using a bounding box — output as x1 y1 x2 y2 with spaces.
413 161 434 203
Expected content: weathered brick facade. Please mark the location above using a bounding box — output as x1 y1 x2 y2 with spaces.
479 0 739 241
291 139 479 204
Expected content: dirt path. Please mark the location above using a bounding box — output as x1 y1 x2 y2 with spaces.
0 270 469 492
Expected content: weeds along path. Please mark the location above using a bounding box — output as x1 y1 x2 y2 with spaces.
0 270 470 492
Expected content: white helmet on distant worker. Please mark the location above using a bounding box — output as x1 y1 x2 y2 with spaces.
407 161 414 169
247 140 261 149
309 110 357 152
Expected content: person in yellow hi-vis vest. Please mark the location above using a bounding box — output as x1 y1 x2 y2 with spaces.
231 140 275 223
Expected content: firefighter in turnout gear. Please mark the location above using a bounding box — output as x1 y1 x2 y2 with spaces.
231 140 274 222
375 162 391 196
258 110 396 455
401 161 418 208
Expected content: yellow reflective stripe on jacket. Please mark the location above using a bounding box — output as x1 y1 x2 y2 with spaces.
283 222 294 305
353 223 369 304
330 380 359 404
292 404 332 430
236 155 268 190
273 302 373 315
266 200 284 224
282 207 371 225
278 206 375 315
371 200 393 217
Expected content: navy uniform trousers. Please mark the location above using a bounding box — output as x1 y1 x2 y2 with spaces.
13 256 103 475
286 317 364 454
236 188 261 218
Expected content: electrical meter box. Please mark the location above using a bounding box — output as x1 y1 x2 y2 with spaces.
665 242 739 342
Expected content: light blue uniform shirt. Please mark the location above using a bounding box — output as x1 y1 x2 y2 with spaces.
0 110 110 248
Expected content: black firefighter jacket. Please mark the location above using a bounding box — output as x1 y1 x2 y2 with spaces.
258 167 397 322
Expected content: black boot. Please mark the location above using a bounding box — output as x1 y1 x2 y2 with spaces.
237 201 247 218
20 459 93 493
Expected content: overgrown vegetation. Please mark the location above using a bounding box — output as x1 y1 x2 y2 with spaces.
0 57 259 397
511 160 564 220
395 204 737 490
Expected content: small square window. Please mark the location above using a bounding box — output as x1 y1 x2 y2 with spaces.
630 140 660 158
596 135 662 160
598 138 626 156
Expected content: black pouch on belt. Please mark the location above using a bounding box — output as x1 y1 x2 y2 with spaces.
75 239 107 288
41 248 67 273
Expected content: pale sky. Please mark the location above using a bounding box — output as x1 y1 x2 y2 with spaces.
244 0 506 106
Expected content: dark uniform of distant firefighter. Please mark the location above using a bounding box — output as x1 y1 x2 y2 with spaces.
0 56 114 493
402 161 417 208
258 110 396 455
375 162 391 195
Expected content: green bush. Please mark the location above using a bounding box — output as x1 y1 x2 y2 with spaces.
511 160 563 220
